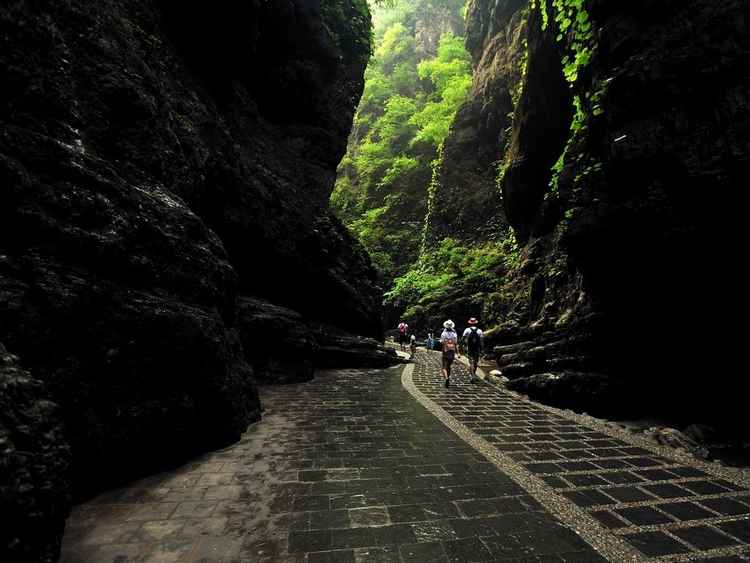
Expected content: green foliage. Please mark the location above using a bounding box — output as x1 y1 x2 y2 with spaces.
410 33 472 146
533 0 605 198
420 147 444 256
332 0 472 283
385 234 520 322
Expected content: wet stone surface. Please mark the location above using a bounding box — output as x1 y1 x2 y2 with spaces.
60 350 750 562
60 364 602 562
410 349 750 561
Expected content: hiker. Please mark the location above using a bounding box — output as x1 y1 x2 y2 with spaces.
426 332 435 350
463 317 483 383
397 321 409 351
440 320 459 388
409 333 417 358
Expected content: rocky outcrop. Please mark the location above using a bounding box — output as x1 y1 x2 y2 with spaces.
425 0 526 244
236 298 317 385
445 0 749 429
237 298 401 384
0 345 70 563
507 371 632 418
1 0 379 513
312 324 404 369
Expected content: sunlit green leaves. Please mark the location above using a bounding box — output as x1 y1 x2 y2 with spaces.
410 33 472 147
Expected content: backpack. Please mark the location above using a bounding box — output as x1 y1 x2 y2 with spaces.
398 323 407 334
467 327 481 354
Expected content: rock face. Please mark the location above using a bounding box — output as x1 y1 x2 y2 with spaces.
426 0 526 244
0 344 71 563
444 0 749 427
1 0 380 524
237 298 401 385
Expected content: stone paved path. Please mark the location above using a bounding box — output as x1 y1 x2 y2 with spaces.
408 349 750 562
59 352 750 562
61 363 602 562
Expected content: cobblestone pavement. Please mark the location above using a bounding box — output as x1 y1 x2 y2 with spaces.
61 363 605 563
409 349 750 562
59 351 750 563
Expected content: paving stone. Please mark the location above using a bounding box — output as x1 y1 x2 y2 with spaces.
289 530 333 553
604 487 656 503
442 537 493 562
659 501 717 521
590 511 629 529
562 490 617 508
398 541 449 562
672 526 739 550
681 480 732 495
601 471 645 485
331 528 376 549
565 474 610 487
371 524 417 546
700 498 750 517
615 506 674 526
624 531 691 556
718 519 750 543
670 466 710 478
636 469 678 481
643 483 695 499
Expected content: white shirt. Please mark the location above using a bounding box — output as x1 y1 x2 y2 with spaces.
462 327 483 338
440 329 458 343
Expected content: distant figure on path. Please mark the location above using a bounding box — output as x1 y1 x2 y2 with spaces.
409 333 417 358
463 317 483 383
397 321 409 351
440 320 459 388
426 332 435 350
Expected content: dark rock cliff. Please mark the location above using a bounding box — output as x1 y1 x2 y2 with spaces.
446 0 748 426
0 344 70 563
1 0 384 556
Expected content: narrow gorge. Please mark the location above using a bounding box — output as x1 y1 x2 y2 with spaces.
335 0 748 433
1 0 748 561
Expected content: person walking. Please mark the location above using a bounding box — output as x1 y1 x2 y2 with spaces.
440 320 459 388
426 332 435 350
409 333 417 359
462 317 483 383
397 321 409 351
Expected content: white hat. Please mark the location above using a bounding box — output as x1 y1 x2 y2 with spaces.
443 319 455 329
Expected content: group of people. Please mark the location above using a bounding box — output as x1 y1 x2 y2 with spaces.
397 317 484 388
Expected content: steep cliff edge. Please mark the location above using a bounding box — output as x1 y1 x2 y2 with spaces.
440 0 748 427
1 0 381 555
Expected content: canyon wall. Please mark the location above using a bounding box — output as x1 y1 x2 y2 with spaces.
0 0 382 558
437 0 748 423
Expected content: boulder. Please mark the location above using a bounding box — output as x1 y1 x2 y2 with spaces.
507 371 634 417
236 297 316 384
312 324 404 369
0 345 71 563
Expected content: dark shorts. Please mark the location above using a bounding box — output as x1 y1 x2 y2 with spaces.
442 352 454 371
468 351 480 364
399 333 408 344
